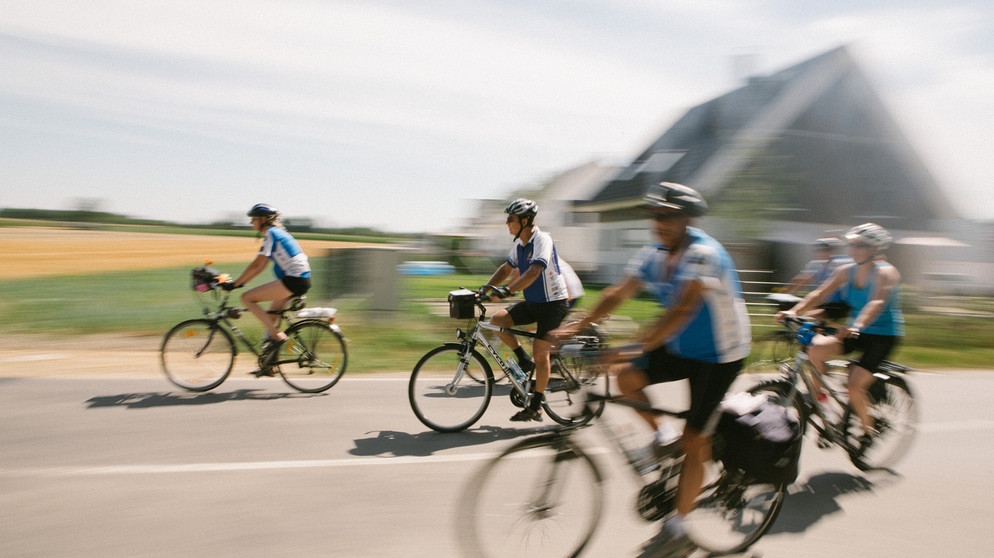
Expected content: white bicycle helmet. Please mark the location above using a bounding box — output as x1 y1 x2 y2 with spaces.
845 223 892 249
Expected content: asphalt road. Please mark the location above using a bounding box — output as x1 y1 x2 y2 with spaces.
2 369 992 557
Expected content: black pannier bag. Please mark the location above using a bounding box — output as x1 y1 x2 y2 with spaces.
717 395 803 485
448 289 477 319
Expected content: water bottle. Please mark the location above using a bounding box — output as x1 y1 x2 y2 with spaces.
506 356 527 385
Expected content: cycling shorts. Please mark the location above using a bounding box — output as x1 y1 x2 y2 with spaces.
506 300 570 340
633 348 742 432
842 333 899 372
282 276 311 297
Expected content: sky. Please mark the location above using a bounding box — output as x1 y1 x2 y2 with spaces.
2 1 993 233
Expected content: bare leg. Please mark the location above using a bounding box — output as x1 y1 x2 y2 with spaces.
676 428 709 515
615 363 658 432
242 281 293 340
848 365 877 434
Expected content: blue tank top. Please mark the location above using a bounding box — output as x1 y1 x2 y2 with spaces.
844 262 904 336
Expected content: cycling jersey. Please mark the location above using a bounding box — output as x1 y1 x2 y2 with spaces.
802 254 854 302
842 262 904 336
625 227 751 363
260 227 311 280
506 226 568 303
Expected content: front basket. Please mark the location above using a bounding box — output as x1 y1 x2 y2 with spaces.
448 289 477 319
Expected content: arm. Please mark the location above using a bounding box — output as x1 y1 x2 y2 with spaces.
638 278 705 352
231 254 269 288
570 275 642 332
505 263 543 294
782 264 850 318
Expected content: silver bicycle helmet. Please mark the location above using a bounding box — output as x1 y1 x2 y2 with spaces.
641 182 708 217
505 198 538 218
845 223 892 249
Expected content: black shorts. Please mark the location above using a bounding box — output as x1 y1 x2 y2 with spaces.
506 300 570 340
282 276 311 297
633 347 742 432
842 333 899 372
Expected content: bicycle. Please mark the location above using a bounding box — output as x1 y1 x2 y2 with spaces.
160 265 348 393
457 353 790 557
750 315 918 471
408 289 607 433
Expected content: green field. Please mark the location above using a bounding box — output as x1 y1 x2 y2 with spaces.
2 265 992 372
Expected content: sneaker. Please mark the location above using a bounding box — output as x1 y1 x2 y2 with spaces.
249 367 276 378
640 522 694 558
510 408 543 422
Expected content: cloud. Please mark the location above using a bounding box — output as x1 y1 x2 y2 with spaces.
1 0 992 230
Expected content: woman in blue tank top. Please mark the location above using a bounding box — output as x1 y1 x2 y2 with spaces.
777 223 904 456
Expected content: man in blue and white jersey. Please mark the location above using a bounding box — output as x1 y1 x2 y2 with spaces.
556 183 750 555
482 198 570 422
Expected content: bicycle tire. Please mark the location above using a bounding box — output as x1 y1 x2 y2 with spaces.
844 374 917 471
160 319 235 392
543 358 606 426
409 344 494 433
277 320 348 393
457 432 604 558
684 460 786 555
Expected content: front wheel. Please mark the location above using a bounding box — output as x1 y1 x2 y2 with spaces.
684 460 786 555
409 344 493 433
160 319 235 392
277 320 348 393
845 374 917 471
457 433 604 558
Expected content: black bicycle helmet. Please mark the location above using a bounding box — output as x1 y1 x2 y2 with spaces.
247 203 279 218
641 182 708 217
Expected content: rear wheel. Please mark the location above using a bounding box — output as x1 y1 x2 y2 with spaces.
160 319 235 392
845 375 917 471
277 320 348 393
543 357 606 426
685 461 786 555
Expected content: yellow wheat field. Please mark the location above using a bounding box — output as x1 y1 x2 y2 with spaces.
0 226 364 280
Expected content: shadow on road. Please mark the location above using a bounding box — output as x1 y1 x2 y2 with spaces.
769 470 900 535
350 425 555 457
85 389 322 409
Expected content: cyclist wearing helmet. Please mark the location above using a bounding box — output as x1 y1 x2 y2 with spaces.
224 204 312 368
554 182 751 555
481 198 570 422
778 222 904 460
781 236 854 320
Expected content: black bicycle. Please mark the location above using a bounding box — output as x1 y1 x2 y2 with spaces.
408 289 606 433
457 359 790 557
751 315 917 471
160 265 348 393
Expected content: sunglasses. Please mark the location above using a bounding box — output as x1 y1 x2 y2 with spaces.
506 216 518 224
848 242 873 249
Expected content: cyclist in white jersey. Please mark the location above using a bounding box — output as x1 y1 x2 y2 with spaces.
555 183 751 555
224 203 311 349
481 198 570 422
